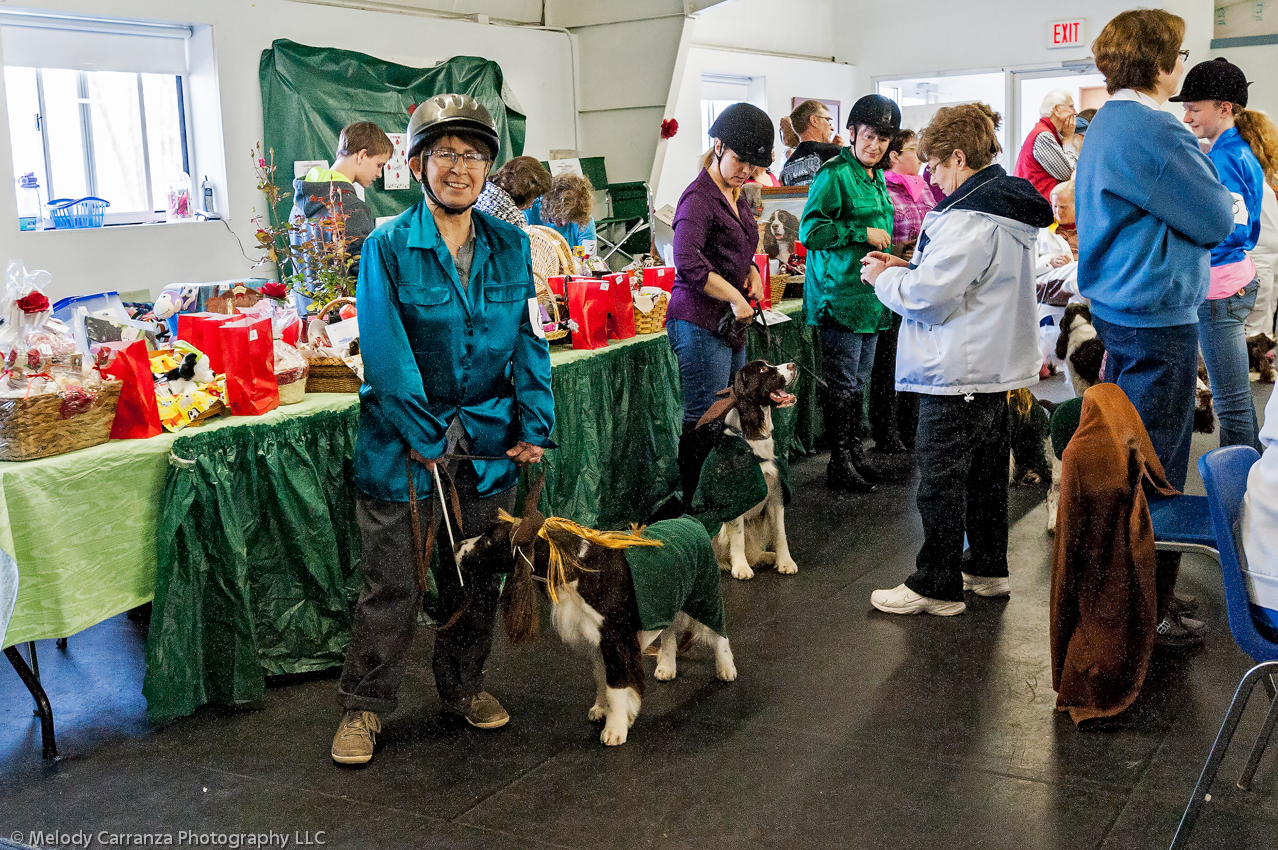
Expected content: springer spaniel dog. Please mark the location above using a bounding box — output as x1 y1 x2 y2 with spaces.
455 512 735 746
696 360 799 580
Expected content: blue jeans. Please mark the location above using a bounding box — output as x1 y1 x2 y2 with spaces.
820 328 878 394
667 318 746 425
1198 279 1261 450
1093 317 1199 491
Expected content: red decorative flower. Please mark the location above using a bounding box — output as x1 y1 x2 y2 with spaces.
259 282 288 300
16 292 50 314
660 119 679 140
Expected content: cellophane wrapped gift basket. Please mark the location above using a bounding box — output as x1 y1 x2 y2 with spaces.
0 261 121 460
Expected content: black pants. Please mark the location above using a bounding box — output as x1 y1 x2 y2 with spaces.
338 461 514 713
869 316 919 448
905 393 1010 602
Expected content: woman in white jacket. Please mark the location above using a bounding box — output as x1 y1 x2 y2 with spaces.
861 103 1054 616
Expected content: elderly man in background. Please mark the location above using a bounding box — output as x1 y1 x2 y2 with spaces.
1015 90 1078 200
1036 180 1080 375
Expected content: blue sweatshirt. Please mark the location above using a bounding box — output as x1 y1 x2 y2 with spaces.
1076 98 1234 327
1207 125 1264 267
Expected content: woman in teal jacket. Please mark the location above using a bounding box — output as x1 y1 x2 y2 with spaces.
799 95 898 492
333 95 555 766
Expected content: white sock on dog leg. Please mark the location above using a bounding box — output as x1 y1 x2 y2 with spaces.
589 651 608 721
714 636 737 682
601 687 640 746
654 629 678 681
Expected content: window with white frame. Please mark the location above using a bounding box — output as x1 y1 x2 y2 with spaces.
2 12 197 228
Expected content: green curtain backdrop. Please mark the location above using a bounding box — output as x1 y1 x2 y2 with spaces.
259 39 526 224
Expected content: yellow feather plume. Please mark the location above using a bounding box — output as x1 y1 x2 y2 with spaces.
536 517 663 602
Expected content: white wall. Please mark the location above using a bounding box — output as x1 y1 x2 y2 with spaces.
546 0 687 186
1212 44 1278 122
0 0 578 301
689 0 836 60
653 44 856 210
840 0 1214 89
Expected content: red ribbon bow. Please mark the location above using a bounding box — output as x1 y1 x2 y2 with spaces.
660 119 679 140
16 292 50 314
259 282 288 300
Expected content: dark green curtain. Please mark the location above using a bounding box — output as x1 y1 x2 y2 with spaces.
259 39 526 224
143 407 361 723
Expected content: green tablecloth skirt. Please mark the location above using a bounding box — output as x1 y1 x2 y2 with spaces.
7 301 820 723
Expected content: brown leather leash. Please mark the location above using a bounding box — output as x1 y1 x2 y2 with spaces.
405 448 548 600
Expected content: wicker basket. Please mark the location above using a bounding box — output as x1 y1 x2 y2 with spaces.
0 380 122 461
634 292 669 334
304 297 362 393
770 273 792 306
528 226 573 342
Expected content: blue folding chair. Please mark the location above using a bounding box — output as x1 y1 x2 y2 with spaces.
1149 492 1219 561
1169 446 1278 850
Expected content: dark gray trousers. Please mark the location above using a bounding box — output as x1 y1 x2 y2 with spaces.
338 461 514 714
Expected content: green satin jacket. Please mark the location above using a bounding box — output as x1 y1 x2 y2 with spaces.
799 147 896 333
354 201 555 501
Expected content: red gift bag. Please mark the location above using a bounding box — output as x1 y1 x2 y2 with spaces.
219 317 279 416
177 312 237 373
566 278 610 351
602 274 636 340
547 275 567 297
642 266 676 293
101 339 162 439
754 253 772 311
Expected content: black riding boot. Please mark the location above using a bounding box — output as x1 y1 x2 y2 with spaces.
823 388 875 493
678 420 722 511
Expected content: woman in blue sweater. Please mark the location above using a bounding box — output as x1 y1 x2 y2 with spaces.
1173 58 1266 450
1076 10 1234 646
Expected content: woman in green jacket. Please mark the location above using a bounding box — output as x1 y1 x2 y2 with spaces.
799 95 900 491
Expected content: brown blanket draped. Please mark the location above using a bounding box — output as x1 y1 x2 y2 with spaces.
1050 384 1179 724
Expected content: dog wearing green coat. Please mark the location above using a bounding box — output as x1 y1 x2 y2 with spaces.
455 512 734 746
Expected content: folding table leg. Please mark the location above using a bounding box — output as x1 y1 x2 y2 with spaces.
4 646 56 759
1170 661 1278 850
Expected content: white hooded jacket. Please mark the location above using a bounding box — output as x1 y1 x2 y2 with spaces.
873 165 1053 396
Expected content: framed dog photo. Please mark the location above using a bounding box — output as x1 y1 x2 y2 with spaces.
758 186 807 266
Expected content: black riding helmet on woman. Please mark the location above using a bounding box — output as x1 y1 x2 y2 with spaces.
666 102 776 509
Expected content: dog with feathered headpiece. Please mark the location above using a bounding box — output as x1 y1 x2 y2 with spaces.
455 507 735 746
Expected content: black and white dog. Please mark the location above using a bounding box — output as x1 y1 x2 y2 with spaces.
1054 303 1106 398
455 513 735 746
698 360 799 580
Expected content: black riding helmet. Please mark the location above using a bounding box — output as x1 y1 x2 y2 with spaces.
406 93 501 214
847 94 901 139
708 103 775 168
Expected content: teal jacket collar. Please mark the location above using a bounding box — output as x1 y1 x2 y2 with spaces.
404 202 496 316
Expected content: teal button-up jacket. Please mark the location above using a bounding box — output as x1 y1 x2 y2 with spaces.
354 201 555 501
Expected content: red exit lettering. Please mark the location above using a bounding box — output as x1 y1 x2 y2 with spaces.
1052 21 1080 45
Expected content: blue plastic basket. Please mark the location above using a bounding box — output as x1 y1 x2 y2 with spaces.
46 196 109 229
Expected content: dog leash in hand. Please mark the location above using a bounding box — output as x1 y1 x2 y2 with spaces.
746 302 827 389
405 448 552 595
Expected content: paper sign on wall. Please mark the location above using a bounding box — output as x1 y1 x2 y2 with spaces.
294 160 329 179
383 132 411 191
548 158 584 178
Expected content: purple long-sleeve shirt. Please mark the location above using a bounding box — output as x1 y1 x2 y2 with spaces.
667 168 758 334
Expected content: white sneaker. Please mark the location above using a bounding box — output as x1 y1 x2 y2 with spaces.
962 572 1011 598
870 584 966 616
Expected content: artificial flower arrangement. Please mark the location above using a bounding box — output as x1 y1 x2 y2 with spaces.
250 144 356 315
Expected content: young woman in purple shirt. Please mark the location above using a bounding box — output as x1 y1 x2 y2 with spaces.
668 102 774 507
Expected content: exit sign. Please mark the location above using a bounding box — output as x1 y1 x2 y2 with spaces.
1049 18 1084 48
